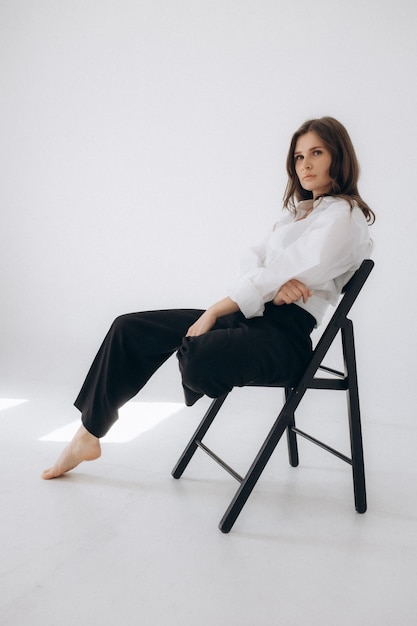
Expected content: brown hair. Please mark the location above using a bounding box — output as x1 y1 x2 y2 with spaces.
283 117 375 224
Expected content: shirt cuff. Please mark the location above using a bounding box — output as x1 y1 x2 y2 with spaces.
229 276 265 318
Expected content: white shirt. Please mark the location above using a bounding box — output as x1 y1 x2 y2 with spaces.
229 196 372 326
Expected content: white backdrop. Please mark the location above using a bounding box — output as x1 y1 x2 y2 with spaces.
1 0 416 424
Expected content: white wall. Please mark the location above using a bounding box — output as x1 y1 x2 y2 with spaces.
1 0 416 423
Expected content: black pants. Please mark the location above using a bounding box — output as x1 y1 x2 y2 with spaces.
74 303 316 437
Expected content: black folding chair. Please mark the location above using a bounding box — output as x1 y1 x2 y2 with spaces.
172 260 374 533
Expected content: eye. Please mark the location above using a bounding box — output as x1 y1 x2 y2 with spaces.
312 150 322 156
294 154 303 161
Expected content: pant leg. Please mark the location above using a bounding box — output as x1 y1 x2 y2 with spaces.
74 309 204 437
178 303 315 403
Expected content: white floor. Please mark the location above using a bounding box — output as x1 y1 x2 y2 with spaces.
1 364 416 626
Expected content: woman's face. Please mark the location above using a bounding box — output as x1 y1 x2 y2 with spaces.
294 131 333 199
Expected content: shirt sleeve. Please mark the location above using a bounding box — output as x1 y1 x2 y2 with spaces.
229 201 371 318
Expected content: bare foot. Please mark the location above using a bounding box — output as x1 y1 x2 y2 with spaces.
42 424 101 479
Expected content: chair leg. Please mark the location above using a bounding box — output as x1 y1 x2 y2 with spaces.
342 322 367 513
218 409 292 533
172 394 228 479
285 387 299 467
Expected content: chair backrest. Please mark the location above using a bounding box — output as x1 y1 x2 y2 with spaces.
337 259 375 318
297 259 374 389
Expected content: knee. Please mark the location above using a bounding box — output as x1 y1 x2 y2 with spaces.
109 313 138 342
111 313 130 328
110 314 128 333
177 338 203 388
178 337 220 395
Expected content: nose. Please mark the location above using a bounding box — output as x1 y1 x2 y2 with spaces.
302 159 312 171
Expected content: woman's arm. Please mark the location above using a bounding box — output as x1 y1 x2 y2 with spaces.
186 297 240 337
186 280 312 339
229 202 371 318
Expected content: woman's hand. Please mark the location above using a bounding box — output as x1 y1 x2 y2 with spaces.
273 279 312 306
186 310 218 337
186 297 240 337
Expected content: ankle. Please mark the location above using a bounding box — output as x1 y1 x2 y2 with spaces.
76 424 98 442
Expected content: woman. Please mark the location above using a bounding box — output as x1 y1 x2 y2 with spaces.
42 116 375 480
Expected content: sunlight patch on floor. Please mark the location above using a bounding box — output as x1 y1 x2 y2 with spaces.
0 398 28 412
39 401 184 443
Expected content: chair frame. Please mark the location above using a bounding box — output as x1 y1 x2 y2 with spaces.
172 260 374 533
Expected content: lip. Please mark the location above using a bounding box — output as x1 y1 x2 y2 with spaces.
303 174 315 180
